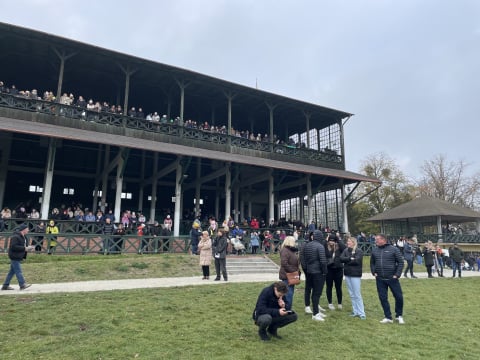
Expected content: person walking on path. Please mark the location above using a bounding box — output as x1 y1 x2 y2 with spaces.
2 224 34 291
213 228 228 281
450 242 464 278
252 281 298 341
370 234 405 325
198 231 212 280
340 237 366 319
402 237 417 278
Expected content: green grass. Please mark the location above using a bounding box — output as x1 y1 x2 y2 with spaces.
0 254 479 359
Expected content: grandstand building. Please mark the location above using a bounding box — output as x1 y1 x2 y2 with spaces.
0 22 379 235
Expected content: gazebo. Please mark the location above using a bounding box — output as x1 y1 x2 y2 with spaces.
367 197 480 243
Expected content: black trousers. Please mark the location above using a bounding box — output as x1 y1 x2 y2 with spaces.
256 313 298 331
326 267 343 304
304 272 325 315
215 258 227 279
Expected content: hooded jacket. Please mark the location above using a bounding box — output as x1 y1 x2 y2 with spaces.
300 230 327 274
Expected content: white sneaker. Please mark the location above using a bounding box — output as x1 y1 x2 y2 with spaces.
397 316 405 324
328 304 335 310
312 313 325 321
379 318 393 324
318 306 326 312
305 306 313 314
337 304 343 310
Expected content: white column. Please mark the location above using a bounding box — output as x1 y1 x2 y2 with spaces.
342 185 349 234
306 174 313 223
137 151 146 212
40 139 56 219
173 162 183 237
234 187 239 223
224 163 231 222
114 157 124 223
149 153 158 223
195 158 201 217
437 215 443 242
269 169 274 221
100 145 110 213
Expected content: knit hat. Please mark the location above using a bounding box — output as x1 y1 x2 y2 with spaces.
16 223 28 232
313 230 324 242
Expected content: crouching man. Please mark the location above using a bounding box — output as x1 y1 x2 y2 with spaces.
252 281 298 341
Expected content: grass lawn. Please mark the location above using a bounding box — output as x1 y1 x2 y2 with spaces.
0 254 479 359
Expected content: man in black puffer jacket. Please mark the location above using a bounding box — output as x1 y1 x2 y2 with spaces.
300 230 328 321
370 234 405 324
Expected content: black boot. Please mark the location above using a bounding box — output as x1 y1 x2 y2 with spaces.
258 328 270 341
267 327 282 339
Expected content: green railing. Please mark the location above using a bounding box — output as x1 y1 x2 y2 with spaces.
0 232 190 255
0 92 343 165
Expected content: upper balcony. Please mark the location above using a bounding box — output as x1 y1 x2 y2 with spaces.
0 92 346 170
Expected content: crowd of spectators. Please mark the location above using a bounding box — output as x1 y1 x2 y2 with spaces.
0 80 325 149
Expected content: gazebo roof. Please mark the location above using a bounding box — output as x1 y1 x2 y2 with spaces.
368 197 480 223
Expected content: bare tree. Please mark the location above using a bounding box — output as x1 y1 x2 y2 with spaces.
358 152 413 213
417 154 480 209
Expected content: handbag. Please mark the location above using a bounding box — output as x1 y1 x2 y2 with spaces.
286 271 301 285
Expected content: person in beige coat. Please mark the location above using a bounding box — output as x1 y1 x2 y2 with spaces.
198 231 213 279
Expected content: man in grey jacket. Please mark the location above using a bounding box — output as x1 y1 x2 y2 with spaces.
300 230 328 321
370 234 405 324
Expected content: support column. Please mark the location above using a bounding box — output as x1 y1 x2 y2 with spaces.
118 65 137 116
173 159 183 237
149 153 158 223
224 163 231 223
215 178 220 221
195 158 201 217
304 111 311 148
0 133 12 209
234 186 239 223
114 156 124 223
92 145 103 213
268 169 274 222
306 174 313 223
137 151 146 213
40 139 57 219
100 145 110 213
437 216 443 243
266 103 277 146
342 185 349 234
53 48 76 100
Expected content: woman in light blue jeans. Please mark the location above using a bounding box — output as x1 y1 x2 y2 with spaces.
340 237 366 319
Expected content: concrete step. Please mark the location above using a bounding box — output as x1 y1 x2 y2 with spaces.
226 256 279 275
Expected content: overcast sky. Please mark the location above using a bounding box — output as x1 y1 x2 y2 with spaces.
3 0 480 177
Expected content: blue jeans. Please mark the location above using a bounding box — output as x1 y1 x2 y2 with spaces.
452 261 462 277
282 279 295 311
375 277 403 319
345 276 365 317
3 260 26 287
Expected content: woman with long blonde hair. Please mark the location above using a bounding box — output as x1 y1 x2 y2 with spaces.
279 236 299 310
340 237 366 319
